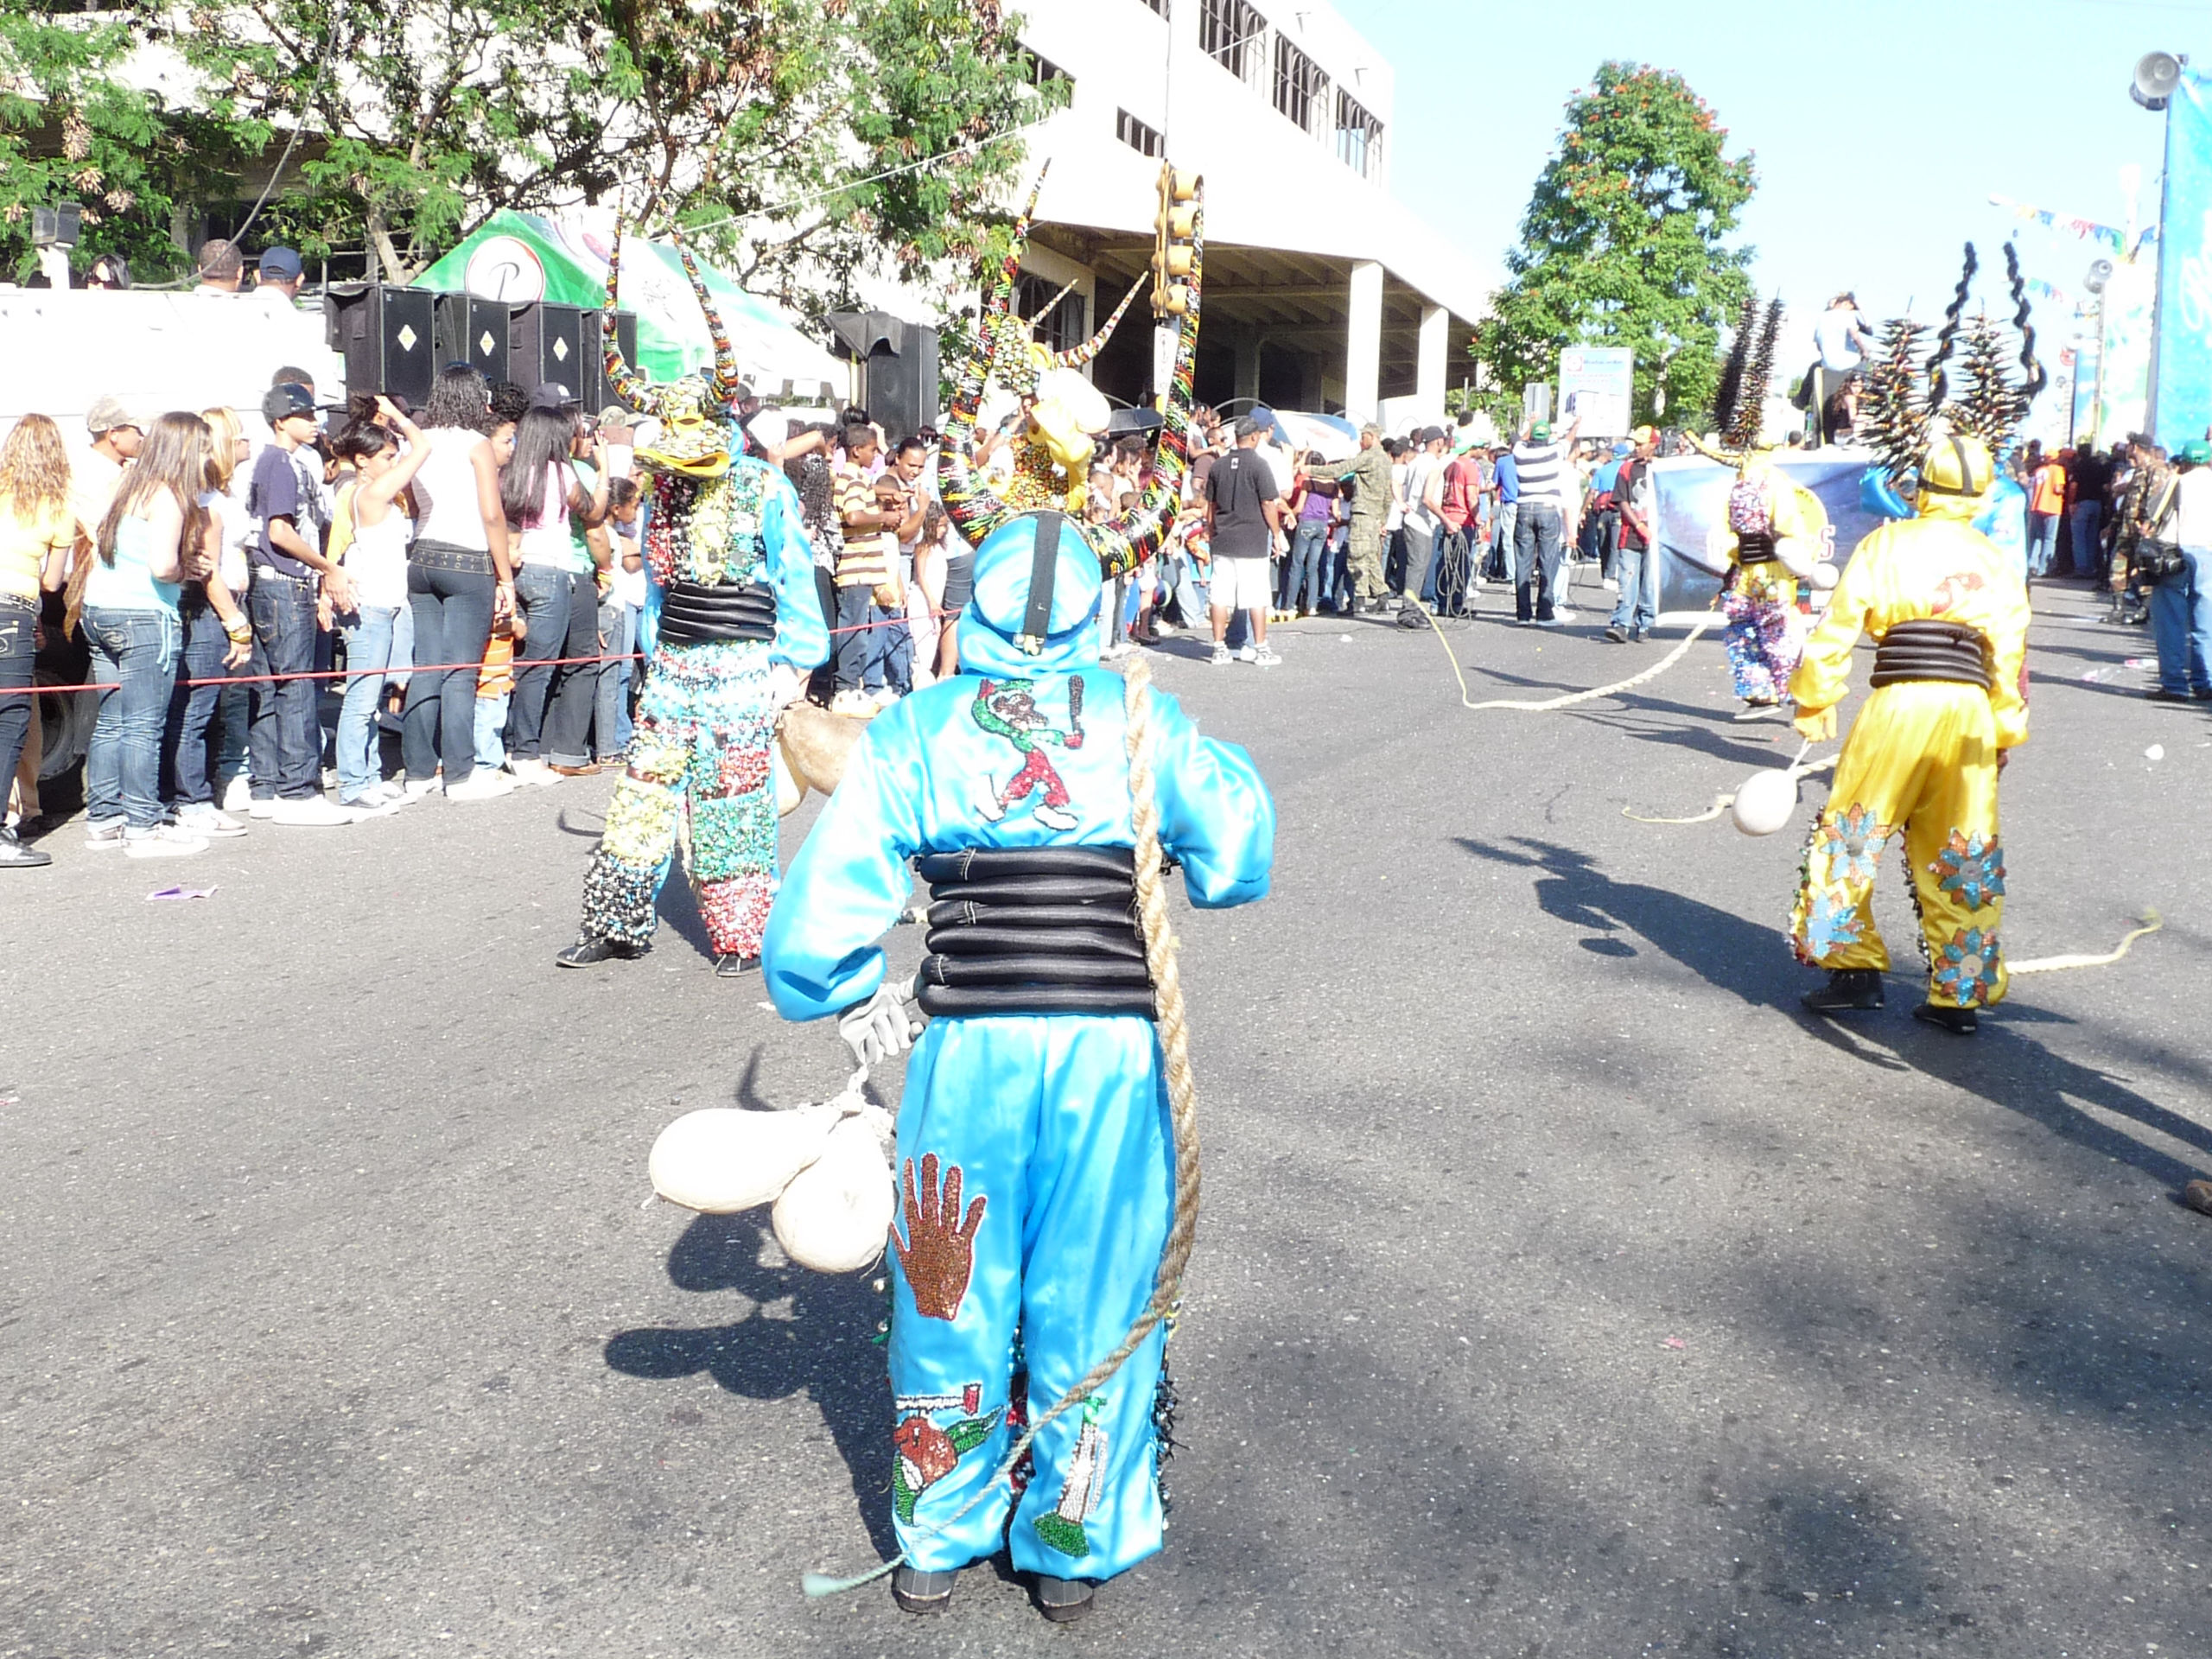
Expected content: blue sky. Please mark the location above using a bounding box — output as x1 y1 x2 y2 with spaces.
1334 0 2188 351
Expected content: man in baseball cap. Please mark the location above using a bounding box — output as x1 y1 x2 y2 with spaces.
86 396 149 454
74 397 149 543
253 246 305 315
530 381 582 412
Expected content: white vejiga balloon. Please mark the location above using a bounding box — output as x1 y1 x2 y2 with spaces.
772 739 804 818
1808 560 1840 591
649 1103 842 1214
773 1108 896 1274
1731 767 1801 836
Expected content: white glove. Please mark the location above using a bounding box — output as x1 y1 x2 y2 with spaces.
766 662 806 709
838 977 920 1071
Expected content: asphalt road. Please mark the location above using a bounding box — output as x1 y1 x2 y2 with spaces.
3 569 2208 1658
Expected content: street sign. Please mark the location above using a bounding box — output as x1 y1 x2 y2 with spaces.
1559 346 1634 438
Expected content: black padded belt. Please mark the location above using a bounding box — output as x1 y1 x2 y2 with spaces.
658 579 776 645
913 845 1158 1018
1734 531 1779 564
1870 618 1993 690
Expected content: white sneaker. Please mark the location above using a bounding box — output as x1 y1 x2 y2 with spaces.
271 796 360 826
403 776 441 798
829 690 876 718
1535 609 1577 627
1210 644 1233 666
177 804 248 838
368 782 414 809
221 777 253 812
124 823 209 858
444 770 518 802
509 757 559 786
321 767 340 792
1600 577 1619 592
1250 644 1282 668
868 686 901 709
247 797 280 819
85 818 125 850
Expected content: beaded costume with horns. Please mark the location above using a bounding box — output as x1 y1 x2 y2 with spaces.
939 163 1205 584
567 219 829 968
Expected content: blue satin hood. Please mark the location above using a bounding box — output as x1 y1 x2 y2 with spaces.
959 511 1104 677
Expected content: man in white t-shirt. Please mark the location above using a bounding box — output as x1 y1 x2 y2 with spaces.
1510 410 1583 626
1398 426 1449 628
1810 293 1873 445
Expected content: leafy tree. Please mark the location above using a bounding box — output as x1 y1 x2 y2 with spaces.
1472 62 1757 428
1 0 1057 311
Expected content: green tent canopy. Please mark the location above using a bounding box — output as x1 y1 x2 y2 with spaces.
415 210 845 399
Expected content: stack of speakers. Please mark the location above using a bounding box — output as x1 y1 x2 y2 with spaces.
326 286 638 411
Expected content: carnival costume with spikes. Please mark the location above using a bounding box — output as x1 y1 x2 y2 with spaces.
566 221 829 970
1788 243 2040 1029
982 268 1152 514
763 169 1271 1599
1694 296 1829 708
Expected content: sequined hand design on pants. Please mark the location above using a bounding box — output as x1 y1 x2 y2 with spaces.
892 1152 987 1321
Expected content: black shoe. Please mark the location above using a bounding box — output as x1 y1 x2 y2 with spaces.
1396 606 1427 629
2146 688 2195 703
891 1564 957 1615
1630 628 1649 644
1911 1001 1979 1035
1802 969 1885 1013
1604 625 1630 643
0 828 52 868
1033 1574 1096 1623
713 952 760 979
555 937 645 969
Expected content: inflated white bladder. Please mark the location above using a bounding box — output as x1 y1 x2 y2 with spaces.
648 1102 843 1214
1731 766 1802 836
772 1107 897 1274
1808 560 1840 591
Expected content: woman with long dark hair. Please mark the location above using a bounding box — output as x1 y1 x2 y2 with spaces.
499 404 607 781
158 408 254 839
0 415 76 867
83 412 219 856
334 400 432 809
402 365 516 800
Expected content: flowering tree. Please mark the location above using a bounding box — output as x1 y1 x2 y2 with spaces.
1472 62 1757 428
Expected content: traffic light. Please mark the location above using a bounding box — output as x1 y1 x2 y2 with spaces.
1151 162 1198 318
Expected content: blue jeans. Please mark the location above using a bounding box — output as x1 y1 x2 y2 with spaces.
403 548 495 786
336 604 404 800
1513 502 1565 620
162 597 237 810
1491 501 1519 581
508 563 574 760
2025 511 2059 577
594 596 636 758
0 594 37 798
1610 538 1656 632
2150 546 2212 695
475 692 510 771
1283 520 1329 613
2070 501 2103 580
83 605 180 832
246 569 320 801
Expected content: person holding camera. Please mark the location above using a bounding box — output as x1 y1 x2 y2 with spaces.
2146 439 2212 702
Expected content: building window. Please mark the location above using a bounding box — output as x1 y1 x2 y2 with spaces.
1116 110 1164 158
1021 48 1074 92
1335 91 1382 178
1016 273 1087 356
1273 35 1327 135
1200 0 1265 83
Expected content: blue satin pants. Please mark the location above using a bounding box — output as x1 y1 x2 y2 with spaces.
886 1013 1173 1579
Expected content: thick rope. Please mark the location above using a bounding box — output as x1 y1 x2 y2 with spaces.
1414 596 1722 711
803 653 1200 1599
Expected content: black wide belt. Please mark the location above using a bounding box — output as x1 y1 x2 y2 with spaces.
1735 531 1779 565
1870 619 1992 690
913 846 1157 1018
658 579 775 645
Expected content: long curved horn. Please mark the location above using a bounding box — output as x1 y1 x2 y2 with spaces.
939 163 1049 549
669 226 741 408
2004 241 2049 406
1052 274 1151 368
1093 184 1204 577
1926 242 1977 416
602 214 660 416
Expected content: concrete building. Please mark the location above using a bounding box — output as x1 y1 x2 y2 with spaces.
1007 0 1487 427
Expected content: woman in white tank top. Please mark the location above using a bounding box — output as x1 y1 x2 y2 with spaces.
335 399 430 808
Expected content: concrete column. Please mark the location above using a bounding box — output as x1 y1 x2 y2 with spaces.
1345 260 1383 424
1233 330 1262 405
1415 302 1448 422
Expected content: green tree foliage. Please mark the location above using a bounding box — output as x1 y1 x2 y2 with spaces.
1472 62 1757 428
0 0 1058 310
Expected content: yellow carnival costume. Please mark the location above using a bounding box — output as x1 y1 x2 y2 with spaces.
1789 243 2044 1033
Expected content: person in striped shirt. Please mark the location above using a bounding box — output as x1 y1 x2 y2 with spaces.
1510 411 1582 625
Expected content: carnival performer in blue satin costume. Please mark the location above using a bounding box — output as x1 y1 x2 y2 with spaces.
557 225 828 976
764 171 1274 1624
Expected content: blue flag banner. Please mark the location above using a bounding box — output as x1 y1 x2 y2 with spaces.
2154 70 2212 450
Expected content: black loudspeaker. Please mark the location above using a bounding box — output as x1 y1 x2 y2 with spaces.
434 294 511 386
508 301 591 401
828 312 938 446
323 284 437 405
588 310 639 414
